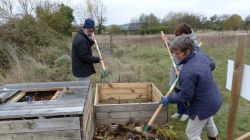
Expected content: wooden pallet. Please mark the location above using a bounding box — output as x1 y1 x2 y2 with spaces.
0 81 93 140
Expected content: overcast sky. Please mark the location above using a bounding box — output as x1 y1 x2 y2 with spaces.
57 0 250 25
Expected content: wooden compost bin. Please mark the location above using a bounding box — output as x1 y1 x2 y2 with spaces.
0 80 94 140
94 82 168 126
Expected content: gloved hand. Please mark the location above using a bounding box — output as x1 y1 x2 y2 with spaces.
101 70 110 79
160 96 169 105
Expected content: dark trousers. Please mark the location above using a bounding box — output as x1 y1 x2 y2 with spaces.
177 102 189 115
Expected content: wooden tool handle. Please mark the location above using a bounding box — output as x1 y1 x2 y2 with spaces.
100 59 106 71
93 34 106 71
160 31 178 74
147 104 164 125
146 77 179 126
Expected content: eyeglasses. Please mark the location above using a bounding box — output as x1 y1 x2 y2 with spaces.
87 29 94 33
173 50 184 56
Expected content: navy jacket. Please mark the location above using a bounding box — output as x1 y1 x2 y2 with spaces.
71 29 100 77
168 52 222 120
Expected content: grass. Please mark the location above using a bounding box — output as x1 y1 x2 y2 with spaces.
91 34 250 139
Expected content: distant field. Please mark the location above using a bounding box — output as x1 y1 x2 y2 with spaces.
93 31 250 139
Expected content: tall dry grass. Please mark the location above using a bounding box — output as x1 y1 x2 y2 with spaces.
0 42 73 85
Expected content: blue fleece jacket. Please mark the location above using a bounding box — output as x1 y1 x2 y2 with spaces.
168 52 223 120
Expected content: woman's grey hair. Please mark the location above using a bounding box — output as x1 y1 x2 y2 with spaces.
170 34 195 52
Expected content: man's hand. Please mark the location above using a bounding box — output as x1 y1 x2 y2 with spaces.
159 96 169 105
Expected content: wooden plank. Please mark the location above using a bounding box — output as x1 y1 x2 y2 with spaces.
95 102 164 112
100 93 149 101
236 132 250 140
99 99 153 104
151 84 164 102
56 88 88 100
0 99 85 110
148 83 152 101
97 83 150 89
100 88 148 95
1 81 90 91
0 90 19 103
0 117 80 134
96 116 167 126
152 93 162 102
7 91 26 103
94 85 99 105
82 84 94 140
96 110 167 119
0 102 84 111
82 86 91 138
51 88 73 100
0 106 83 119
0 130 81 140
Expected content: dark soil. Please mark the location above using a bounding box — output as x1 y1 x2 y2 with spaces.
18 90 57 102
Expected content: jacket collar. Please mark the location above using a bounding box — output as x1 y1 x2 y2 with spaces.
79 28 94 44
179 52 196 65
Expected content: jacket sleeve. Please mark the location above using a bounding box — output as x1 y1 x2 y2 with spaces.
205 54 215 71
198 52 216 71
76 39 100 63
168 68 197 103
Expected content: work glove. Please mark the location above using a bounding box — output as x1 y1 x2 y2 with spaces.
101 70 110 79
160 96 169 105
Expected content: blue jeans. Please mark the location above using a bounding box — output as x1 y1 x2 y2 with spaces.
177 102 189 115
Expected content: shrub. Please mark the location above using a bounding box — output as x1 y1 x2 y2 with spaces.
55 54 71 66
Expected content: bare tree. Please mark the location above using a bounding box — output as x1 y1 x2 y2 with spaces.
0 0 39 23
17 0 36 16
0 0 15 21
93 0 106 34
85 0 94 19
84 0 106 34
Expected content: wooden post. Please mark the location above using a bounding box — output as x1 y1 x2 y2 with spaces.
226 33 247 140
109 33 113 49
219 31 222 48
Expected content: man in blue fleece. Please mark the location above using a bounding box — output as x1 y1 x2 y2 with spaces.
160 34 222 140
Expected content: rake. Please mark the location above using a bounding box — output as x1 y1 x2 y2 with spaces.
92 34 111 85
143 31 179 132
143 76 179 132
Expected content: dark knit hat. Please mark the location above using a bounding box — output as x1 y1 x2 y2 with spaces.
83 18 95 30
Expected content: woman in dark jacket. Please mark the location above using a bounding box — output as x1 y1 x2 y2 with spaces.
169 23 202 121
160 34 222 140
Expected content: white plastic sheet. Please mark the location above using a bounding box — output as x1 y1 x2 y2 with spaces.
226 60 250 101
